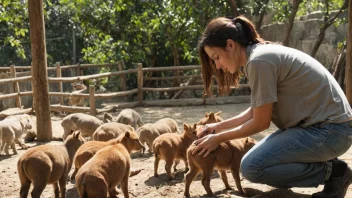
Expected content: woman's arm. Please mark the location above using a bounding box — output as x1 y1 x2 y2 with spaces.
198 106 253 138
217 103 273 141
217 106 253 131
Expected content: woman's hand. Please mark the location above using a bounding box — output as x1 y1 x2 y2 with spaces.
192 134 221 158
198 123 221 139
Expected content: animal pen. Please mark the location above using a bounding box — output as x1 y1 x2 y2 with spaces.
0 61 250 117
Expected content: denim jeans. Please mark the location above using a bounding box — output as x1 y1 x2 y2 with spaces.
240 121 352 188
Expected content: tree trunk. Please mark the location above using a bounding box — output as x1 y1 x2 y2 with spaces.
227 0 240 17
255 0 270 32
333 43 346 79
170 43 181 99
283 0 303 46
28 0 52 141
311 0 348 57
166 29 181 99
346 0 352 105
310 29 327 58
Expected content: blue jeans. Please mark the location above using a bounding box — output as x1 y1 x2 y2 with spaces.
241 121 352 188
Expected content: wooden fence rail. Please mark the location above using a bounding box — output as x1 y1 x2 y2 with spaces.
0 62 250 115
0 62 120 72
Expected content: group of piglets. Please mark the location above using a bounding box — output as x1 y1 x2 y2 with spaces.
9 108 256 198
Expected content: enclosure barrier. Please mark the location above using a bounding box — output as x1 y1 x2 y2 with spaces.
0 62 250 116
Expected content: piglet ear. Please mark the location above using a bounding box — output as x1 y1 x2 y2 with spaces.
74 130 81 139
193 123 197 129
245 137 249 144
125 131 131 139
205 112 209 117
104 113 113 123
215 111 222 116
183 123 189 131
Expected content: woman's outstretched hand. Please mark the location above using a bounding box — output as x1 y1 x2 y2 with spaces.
192 134 221 158
197 123 220 139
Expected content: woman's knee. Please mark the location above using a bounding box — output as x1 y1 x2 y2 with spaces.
241 154 264 183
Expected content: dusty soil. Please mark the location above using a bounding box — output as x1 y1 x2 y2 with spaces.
1 103 352 198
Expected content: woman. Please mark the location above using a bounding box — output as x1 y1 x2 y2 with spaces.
192 15 352 198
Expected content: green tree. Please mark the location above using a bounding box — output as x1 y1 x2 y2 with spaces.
310 0 348 57
0 0 29 65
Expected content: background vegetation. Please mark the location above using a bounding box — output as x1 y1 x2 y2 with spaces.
0 0 348 91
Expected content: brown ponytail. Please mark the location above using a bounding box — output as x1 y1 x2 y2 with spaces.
199 15 266 96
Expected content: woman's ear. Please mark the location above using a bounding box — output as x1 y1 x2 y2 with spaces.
226 39 236 51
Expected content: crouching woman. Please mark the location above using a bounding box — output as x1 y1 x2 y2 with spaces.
192 15 352 198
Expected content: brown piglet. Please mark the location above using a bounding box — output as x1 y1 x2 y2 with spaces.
153 123 198 180
17 131 85 198
92 122 134 141
70 139 115 180
197 111 223 125
138 117 179 153
70 137 144 180
75 130 144 198
184 137 256 197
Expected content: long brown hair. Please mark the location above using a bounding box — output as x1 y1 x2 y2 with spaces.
199 15 266 96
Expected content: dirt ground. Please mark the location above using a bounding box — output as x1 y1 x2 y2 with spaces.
1 103 352 198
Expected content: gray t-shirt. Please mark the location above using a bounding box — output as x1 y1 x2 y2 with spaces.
245 44 352 129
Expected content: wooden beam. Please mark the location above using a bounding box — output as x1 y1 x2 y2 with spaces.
142 84 249 92
89 85 96 116
0 76 32 84
346 0 352 104
142 95 251 107
10 65 22 108
50 104 117 114
137 63 143 104
0 91 33 100
47 69 138 82
55 62 63 105
0 63 119 72
48 89 138 99
28 0 52 141
60 62 118 70
142 65 200 72
145 75 201 81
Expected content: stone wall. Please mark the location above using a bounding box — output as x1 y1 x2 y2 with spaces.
260 10 348 68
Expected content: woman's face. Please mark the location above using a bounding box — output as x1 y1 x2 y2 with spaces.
204 40 244 74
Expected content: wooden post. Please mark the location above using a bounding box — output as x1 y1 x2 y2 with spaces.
118 61 126 91
118 61 127 101
72 28 76 64
56 62 63 105
76 63 81 76
346 0 352 105
28 0 52 141
89 85 96 116
137 63 143 105
10 65 22 108
30 62 35 110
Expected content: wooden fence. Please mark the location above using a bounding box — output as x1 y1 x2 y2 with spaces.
0 62 250 116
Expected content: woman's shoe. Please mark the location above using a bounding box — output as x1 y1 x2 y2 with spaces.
312 166 352 198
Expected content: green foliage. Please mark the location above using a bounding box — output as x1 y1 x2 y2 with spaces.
267 0 346 24
0 0 234 68
268 0 291 23
0 0 29 64
297 0 346 16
